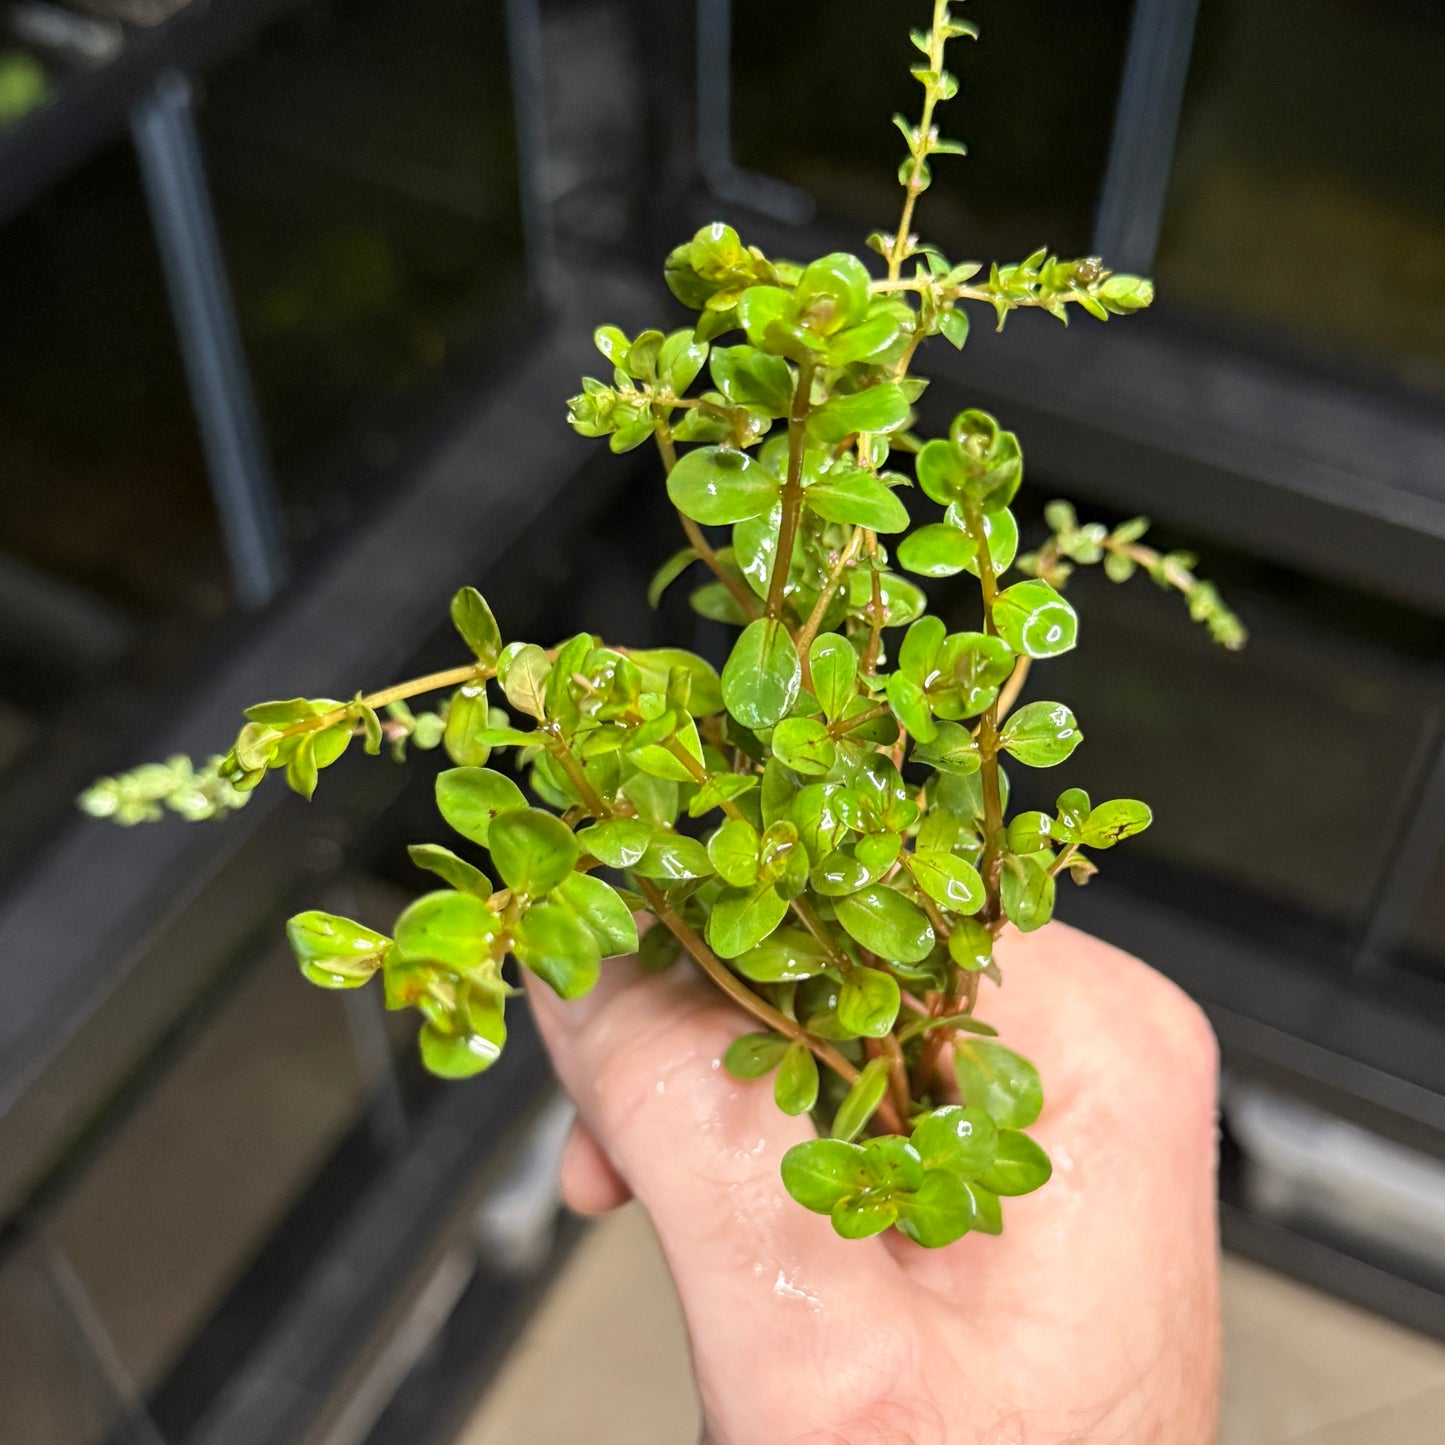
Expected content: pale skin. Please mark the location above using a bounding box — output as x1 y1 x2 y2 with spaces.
527 921 1222 1445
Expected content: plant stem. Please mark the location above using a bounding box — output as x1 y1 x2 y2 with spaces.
994 654 1031 722
655 429 761 621
862 531 885 672
962 508 1005 930
280 662 490 739
766 359 817 620
881 1030 912 1124
827 702 890 740
796 526 865 658
885 0 950 281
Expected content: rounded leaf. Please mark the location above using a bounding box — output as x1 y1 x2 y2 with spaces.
908 849 985 914
834 884 935 964
554 871 639 957
804 470 910 532
1000 701 1083 768
910 1105 998 1179
723 1031 790 1079
1081 798 1153 849
666 446 780 525
436 767 527 847
577 817 653 868
707 816 762 887
419 1003 506 1079
897 523 977 578
992 580 1078 659
771 716 837 776
287 910 390 989
780 1138 869 1213
733 925 832 982
830 1194 897 1239
895 1169 976 1248
706 884 789 958
774 1042 820 1115
837 965 901 1038
449 586 503 665
513 901 602 999
722 619 801 729
809 635 858 722
488 807 580 896
831 1056 892 1141
953 1040 1044 1129
394 890 500 970
980 1129 1053 1196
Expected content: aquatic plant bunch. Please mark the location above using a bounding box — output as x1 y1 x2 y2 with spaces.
83 1 1242 1247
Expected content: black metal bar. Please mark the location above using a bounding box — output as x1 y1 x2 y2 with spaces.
1093 0 1202 271
130 72 286 608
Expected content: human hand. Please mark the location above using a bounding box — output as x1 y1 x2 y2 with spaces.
527 921 1221 1445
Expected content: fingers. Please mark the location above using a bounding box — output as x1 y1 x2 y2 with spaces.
559 1116 632 1215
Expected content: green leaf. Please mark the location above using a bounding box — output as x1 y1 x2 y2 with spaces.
419 994 507 1078
809 635 858 722
285 735 319 800
666 446 780 525
443 683 493 767
722 619 801 729
394 890 500 971
658 327 709 393
808 384 911 444
886 670 937 742
633 832 714 880
244 697 336 727
576 817 653 867
947 917 994 972
732 925 832 982
966 1183 1004 1234
780 1138 869 1212
724 1031 790 1079
861 1135 925 1193
910 1105 998 1178
992 580 1078 659
959 506 1019 578
706 884 789 958
831 1057 891 1141
908 849 985 913
897 523 977 578
450 587 503 665
838 965 901 1038
709 344 793 414
834 885 934 965
938 306 970 349
487 807 580 896
895 1169 976 1247
774 1042 820 1115
804 470 910 532
954 1040 1044 1129
810 849 871 897
1000 701 1083 768
554 871 639 957
771 716 837 776
910 721 980 776
707 816 761 887
628 648 726 718
287 910 391 989
407 843 491 897
436 767 527 846
497 642 552 720
647 547 697 608
981 1130 1053 1196
513 901 602 999
794 252 871 333
831 1193 898 1239
1000 852 1056 932
1080 798 1153 849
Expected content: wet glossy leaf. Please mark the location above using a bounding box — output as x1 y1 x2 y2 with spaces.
910 1105 999 1178
897 523 977 577
910 721 980 775
407 843 491 897
831 1193 898 1239
487 807 580 896
497 642 551 720
1000 701 1083 768
834 885 935 964
287 910 390 989
794 251 871 333
992 580 1078 659
443 684 493 767
908 849 985 913
980 1129 1053 1196
810 849 871 897
895 1169 976 1247
837 965 901 1037
780 1137 869 1211
954 1040 1044 1129
808 384 911 444
774 1042 820 1115
667 446 780 524
709 344 793 414
724 1030 789 1079
633 831 714 881
1080 798 1152 848
722 619 801 729
955 505 1018 578
1000 852 1056 932
707 883 789 958
771 716 836 776
966 1182 1004 1234
513 901 602 999
394 890 500 971
862 1136 925 1193
450 586 503 665
628 649 726 718
947 916 994 972
419 995 506 1078
554 871 639 957
832 1056 892 1141
886 670 936 742
732 925 832 982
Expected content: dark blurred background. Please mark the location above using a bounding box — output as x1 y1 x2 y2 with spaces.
0 1 1443 1441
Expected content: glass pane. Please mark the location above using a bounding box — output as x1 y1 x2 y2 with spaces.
731 0 1133 257
202 0 525 513
1156 0 1445 395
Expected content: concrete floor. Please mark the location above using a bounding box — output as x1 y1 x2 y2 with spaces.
459 1205 1445 1445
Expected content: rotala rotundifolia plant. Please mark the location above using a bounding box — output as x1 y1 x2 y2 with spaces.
83 2 1243 1248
